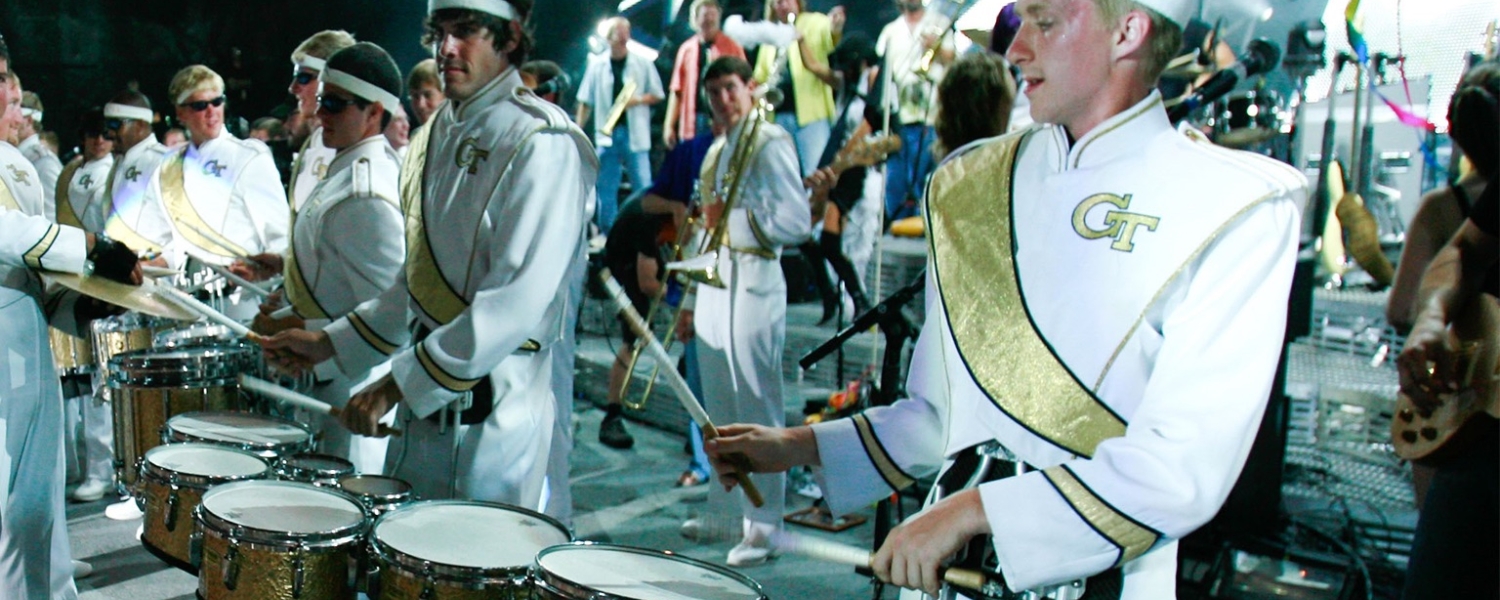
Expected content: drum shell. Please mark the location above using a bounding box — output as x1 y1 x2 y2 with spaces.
164 411 314 460
338 475 415 519
92 313 173 395
49 326 95 375
368 500 571 599
532 542 768 600
195 480 366 600
139 444 269 570
110 345 253 485
276 453 357 487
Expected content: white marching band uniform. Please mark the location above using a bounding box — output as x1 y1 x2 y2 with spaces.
19 133 63 221
150 127 289 320
279 134 404 474
102 136 175 255
810 94 1305 598
0 141 82 599
57 154 116 233
289 127 337 213
323 68 595 506
694 115 811 532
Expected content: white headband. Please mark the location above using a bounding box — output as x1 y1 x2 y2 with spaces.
19 107 40 123
104 103 154 122
321 68 402 114
296 56 327 72
1135 0 1194 28
429 0 518 21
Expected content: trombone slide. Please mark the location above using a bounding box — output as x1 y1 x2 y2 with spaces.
601 79 638 137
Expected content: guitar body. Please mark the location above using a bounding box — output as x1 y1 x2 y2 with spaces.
1391 296 1500 464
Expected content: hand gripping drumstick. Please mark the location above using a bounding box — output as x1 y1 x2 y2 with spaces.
597 269 765 508
238 374 403 438
772 531 991 593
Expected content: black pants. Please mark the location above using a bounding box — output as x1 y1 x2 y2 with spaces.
1402 419 1500 600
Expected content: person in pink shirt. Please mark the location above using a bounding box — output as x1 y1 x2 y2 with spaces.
663 0 744 148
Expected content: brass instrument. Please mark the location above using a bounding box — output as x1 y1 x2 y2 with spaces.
600 79 638 137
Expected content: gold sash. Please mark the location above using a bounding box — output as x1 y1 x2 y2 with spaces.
160 149 248 259
101 160 161 253
400 120 472 325
282 249 328 320
0 175 19 211
55 158 85 229
698 122 775 256
926 132 1126 458
287 133 314 213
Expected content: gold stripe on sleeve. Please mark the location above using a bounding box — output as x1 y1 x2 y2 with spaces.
1042 465 1160 566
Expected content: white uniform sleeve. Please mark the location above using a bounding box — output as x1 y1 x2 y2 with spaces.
0 206 87 273
727 133 811 249
38 155 62 223
981 197 1302 591
234 148 290 254
386 130 591 417
811 271 949 515
321 197 406 304
326 270 414 381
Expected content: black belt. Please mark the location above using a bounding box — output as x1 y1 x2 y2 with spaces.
941 444 1124 600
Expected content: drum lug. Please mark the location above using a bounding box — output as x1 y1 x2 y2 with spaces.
291 543 306 599
222 538 241 591
365 558 381 598
421 561 436 600
164 484 180 532
189 526 203 568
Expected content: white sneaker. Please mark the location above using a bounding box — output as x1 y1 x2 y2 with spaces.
71 479 108 502
679 518 704 541
726 537 775 567
72 560 93 578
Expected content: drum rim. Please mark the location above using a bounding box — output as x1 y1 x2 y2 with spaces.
107 344 249 386
370 499 572 582
196 480 367 546
165 410 313 452
140 443 270 487
337 474 414 502
533 541 768 600
276 453 357 479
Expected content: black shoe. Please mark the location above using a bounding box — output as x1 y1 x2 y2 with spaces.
817 296 839 326
599 413 635 449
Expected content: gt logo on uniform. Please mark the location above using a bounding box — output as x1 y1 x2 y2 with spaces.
1071 193 1160 252
455 137 489 175
125 166 141 181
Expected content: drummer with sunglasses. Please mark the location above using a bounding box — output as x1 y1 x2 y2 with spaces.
285 30 357 212
148 65 289 321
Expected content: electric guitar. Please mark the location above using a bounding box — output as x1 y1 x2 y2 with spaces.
1391 297 1500 463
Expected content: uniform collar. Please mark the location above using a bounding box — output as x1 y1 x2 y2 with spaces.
125 136 163 161
188 126 230 154
450 66 521 123
331 135 389 165
1051 91 1169 171
18 134 41 153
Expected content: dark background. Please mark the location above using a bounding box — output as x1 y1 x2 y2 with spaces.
1 0 897 157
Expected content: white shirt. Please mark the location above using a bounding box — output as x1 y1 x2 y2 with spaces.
577 50 665 153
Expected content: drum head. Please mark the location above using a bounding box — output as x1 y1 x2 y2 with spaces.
280 453 355 478
144 443 268 479
536 543 765 600
201 480 364 535
374 501 569 570
167 411 310 448
339 475 412 499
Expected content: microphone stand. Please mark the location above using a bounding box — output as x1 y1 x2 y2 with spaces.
799 269 924 407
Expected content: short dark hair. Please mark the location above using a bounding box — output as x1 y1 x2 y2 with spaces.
935 52 1016 157
704 56 754 85
1449 59 1500 179
423 3 535 67
79 107 107 137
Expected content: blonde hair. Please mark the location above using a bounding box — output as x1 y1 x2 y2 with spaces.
763 0 805 21
20 90 41 112
1094 0 1182 82
407 58 442 93
169 65 225 105
291 30 357 67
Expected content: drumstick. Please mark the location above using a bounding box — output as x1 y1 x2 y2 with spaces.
239 374 402 437
597 269 765 508
161 286 260 340
772 531 990 592
183 249 275 297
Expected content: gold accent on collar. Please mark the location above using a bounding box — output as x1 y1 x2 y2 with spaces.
927 132 1126 458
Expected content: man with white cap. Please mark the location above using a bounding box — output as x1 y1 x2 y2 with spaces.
707 0 1307 597
286 30 357 212
150 64 289 320
233 41 406 475
17 91 63 219
262 0 596 508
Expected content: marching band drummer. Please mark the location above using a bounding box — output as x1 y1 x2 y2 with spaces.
262 0 595 508
286 30 358 213
706 0 1306 596
100 89 175 259
229 42 407 476
149 64 290 320
0 38 141 599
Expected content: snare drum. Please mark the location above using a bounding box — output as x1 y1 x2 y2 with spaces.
92 313 173 388
197 480 367 600
163 411 314 459
277 453 357 486
154 322 237 348
49 326 95 376
533 543 767 600
338 475 415 518
369 500 571 599
138 443 269 571
110 344 253 485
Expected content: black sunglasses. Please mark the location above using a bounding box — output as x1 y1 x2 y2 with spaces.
292 71 317 86
104 118 124 131
180 96 226 112
317 94 368 114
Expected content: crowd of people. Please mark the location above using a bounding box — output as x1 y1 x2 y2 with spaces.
0 0 1493 598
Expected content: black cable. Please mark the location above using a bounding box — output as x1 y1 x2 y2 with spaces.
1289 517 1375 600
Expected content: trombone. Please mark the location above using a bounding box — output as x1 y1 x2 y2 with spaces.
600 78 638 137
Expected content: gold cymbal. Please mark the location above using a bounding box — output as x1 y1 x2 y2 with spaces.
45 272 197 321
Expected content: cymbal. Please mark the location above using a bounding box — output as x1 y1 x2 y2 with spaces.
45 272 197 321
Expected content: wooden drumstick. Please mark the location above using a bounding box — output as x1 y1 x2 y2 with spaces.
597 269 765 508
238 374 402 437
772 531 990 592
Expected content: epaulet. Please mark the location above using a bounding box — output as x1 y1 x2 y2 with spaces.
239 137 273 155
351 156 374 198
144 144 172 158
510 87 574 132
